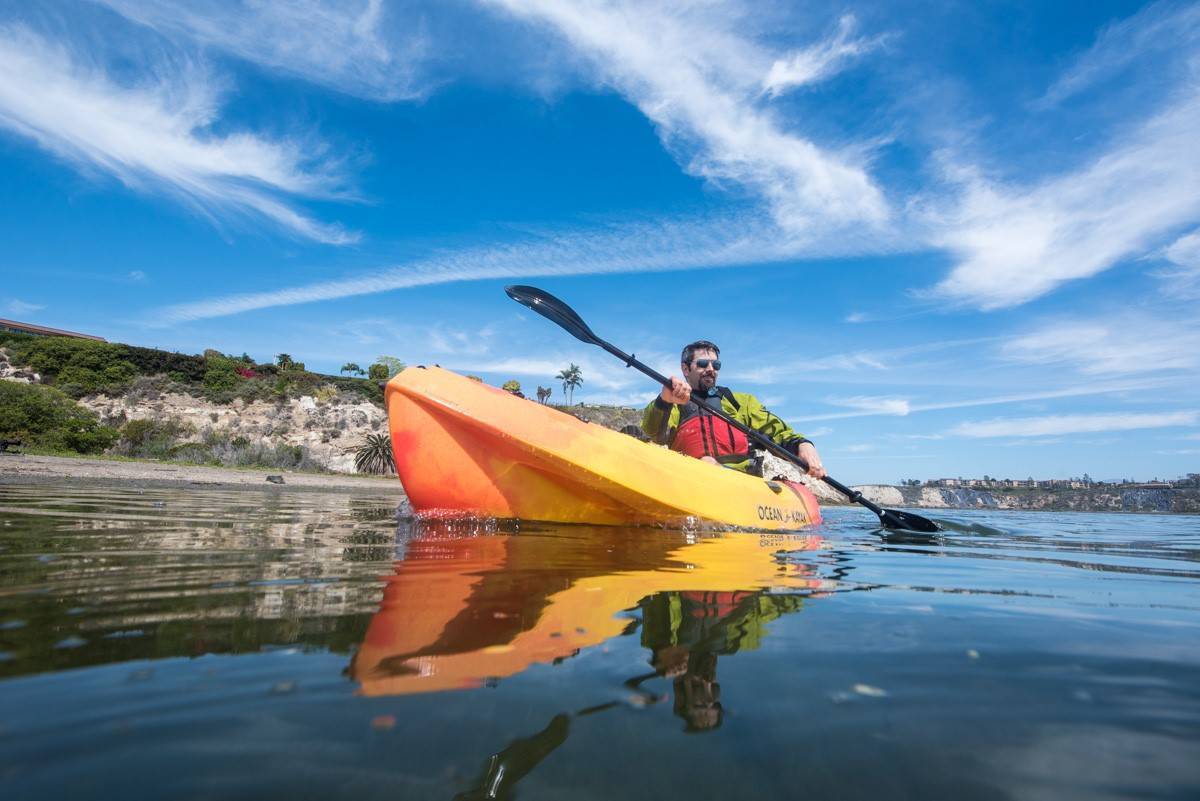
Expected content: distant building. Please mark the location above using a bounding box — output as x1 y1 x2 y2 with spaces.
0 318 105 342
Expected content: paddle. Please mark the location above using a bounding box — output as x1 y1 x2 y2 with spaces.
505 284 940 533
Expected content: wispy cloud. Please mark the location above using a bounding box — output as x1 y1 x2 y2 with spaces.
1156 229 1200 298
1002 316 1200 375
729 335 1001 384
762 14 888 97
94 0 426 101
151 212 900 323
1036 1 1200 108
0 24 354 243
5 298 45 315
825 395 911 416
950 411 1198 439
480 1 890 234
127 270 146 282
803 379 1173 421
926 84 1200 308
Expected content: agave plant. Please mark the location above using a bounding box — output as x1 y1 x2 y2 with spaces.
353 432 395 475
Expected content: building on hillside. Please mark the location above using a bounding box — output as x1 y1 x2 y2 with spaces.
0 318 105 342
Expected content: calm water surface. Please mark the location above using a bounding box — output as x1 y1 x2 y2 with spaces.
0 483 1198 800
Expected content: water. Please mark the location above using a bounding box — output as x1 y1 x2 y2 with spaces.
1 483 1198 800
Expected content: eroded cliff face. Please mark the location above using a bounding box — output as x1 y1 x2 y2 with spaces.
853 484 1200 514
80 391 387 474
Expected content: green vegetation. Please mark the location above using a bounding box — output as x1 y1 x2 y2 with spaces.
0 331 384 406
374 355 406 378
353 433 395 475
111 417 322 470
502 379 522 394
0 381 118 454
556 363 583 404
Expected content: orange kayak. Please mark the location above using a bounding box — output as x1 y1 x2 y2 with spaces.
385 366 821 530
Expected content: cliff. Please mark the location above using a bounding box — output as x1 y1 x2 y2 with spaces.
854 484 1200 514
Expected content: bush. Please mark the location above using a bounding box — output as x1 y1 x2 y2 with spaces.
353 433 395 475
368 363 388 381
0 381 118 454
114 418 194 459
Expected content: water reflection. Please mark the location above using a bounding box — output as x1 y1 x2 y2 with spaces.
352 520 830 698
353 521 833 800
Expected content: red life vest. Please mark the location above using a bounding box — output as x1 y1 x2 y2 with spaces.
671 389 750 464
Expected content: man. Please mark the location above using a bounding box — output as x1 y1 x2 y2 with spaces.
641 340 826 478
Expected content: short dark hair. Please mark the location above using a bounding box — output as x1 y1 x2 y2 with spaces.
681 340 720 365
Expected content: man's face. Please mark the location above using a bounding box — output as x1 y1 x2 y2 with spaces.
682 348 720 391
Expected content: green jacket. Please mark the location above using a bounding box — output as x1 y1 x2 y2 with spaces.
640 386 809 473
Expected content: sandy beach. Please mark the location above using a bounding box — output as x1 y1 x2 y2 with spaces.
0 453 401 494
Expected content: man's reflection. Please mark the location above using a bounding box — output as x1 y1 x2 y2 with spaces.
637 590 807 731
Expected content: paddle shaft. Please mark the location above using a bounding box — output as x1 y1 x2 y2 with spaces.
593 340 891 518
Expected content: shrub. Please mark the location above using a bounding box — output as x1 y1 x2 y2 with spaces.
0 381 118 454
115 418 194 459
368 363 388 381
353 433 395 474
202 353 242 395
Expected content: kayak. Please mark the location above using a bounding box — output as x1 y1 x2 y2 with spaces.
384 366 821 530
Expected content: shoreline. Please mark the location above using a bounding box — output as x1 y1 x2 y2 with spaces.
0 453 402 494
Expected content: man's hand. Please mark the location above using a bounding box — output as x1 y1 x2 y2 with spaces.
660 376 692 405
797 441 826 479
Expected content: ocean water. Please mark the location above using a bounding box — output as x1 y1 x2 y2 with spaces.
0 483 1197 800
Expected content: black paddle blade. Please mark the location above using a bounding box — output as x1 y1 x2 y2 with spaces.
505 285 599 345
878 508 940 533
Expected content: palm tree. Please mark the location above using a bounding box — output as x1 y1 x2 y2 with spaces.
341 362 362 376
353 433 395 475
556 363 583 405
276 353 294 370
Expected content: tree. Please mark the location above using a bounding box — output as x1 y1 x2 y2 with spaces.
368 363 389 381
556 363 583 405
353 433 395 475
536 386 552 404
501 380 523 396
276 353 294 370
341 362 363 377
375 355 406 378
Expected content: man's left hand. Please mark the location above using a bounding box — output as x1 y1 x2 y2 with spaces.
797 442 826 479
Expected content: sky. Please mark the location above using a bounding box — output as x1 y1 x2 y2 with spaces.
2 0 1198 485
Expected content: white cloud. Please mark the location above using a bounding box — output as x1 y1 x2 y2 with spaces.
5 298 45 315
151 211 899 323
826 395 911 416
1037 1 1200 108
1156 229 1200 298
0 25 354 244
1164 230 1200 269
804 379 1173 421
843 312 870 324
127 270 146 281
949 411 1198 439
926 85 1200 308
94 0 426 101
762 14 887 97
480 1 890 233
1002 317 1200 375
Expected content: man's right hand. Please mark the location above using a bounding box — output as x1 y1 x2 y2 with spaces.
660 376 692 405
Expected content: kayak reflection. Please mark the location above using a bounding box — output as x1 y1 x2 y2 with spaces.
350 520 830 697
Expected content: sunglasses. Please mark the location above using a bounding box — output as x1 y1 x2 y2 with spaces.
692 358 721 370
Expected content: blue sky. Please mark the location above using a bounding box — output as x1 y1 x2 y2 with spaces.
2 0 1199 485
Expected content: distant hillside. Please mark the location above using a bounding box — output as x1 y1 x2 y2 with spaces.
0 333 648 473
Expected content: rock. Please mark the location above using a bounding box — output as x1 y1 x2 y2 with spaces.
266 475 285 484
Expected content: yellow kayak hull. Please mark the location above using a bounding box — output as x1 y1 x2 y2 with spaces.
385 366 821 530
